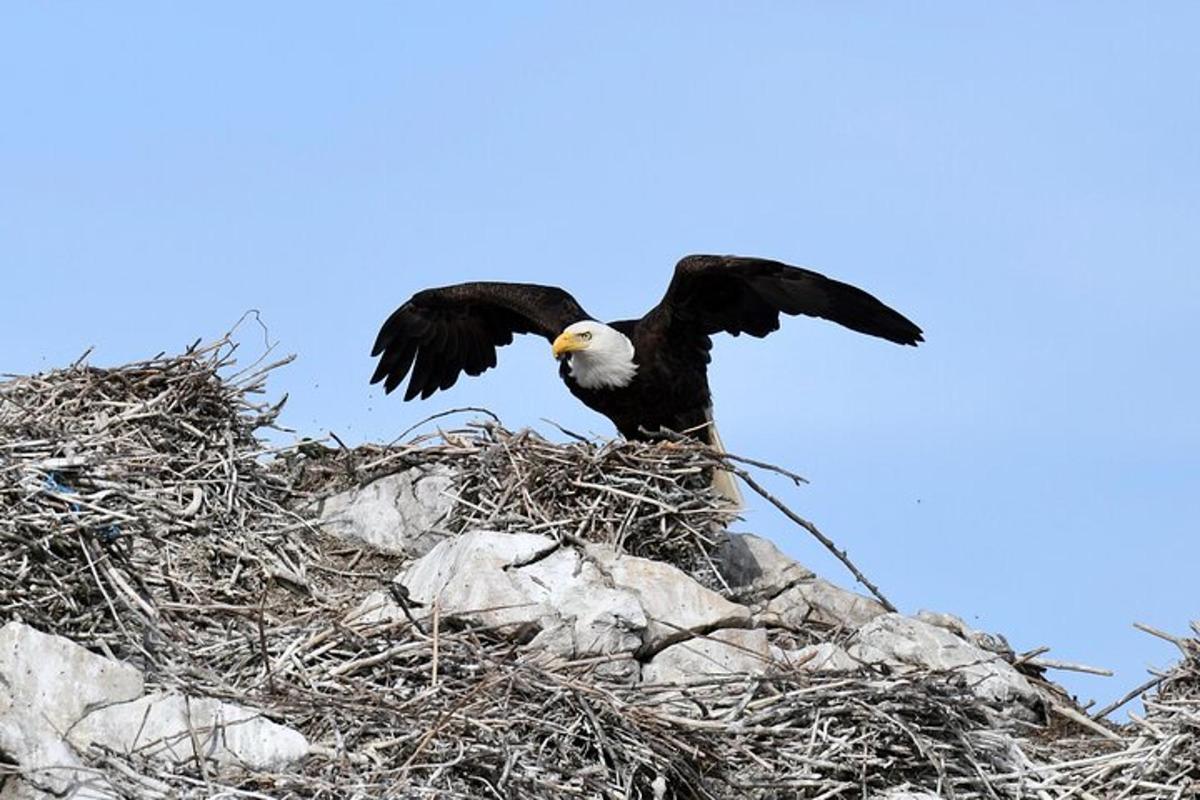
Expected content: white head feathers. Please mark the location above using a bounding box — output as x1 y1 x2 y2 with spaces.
554 321 638 390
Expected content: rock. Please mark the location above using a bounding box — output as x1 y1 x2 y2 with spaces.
0 622 306 792
849 614 1039 713
715 533 813 597
318 465 455 557
399 531 648 659
760 577 886 631
397 533 753 662
773 642 860 673
398 529 557 630
589 547 751 650
345 589 407 626
915 610 1014 657
0 725 113 799
516 550 647 660
0 622 144 732
68 692 308 771
0 623 139 799
643 628 770 684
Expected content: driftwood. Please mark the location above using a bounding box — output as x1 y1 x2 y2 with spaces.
0 337 1196 799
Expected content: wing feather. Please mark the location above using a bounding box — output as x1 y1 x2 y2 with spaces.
648 255 923 345
371 282 591 401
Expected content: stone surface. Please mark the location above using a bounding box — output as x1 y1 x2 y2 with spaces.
398 529 556 630
643 628 770 684
715 533 813 598
69 692 309 771
849 614 1039 712
589 547 751 648
345 589 406 626
318 465 455 557
0 709 114 799
398 532 753 658
0 622 144 732
915 610 1014 657
0 622 305 794
0 623 139 799
773 642 860 673
516 550 647 659
761 577 887 631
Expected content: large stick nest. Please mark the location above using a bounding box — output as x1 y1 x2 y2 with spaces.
0 338 1196 799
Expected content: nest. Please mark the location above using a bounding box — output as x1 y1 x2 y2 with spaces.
293 419 746 592
1 338 1197 799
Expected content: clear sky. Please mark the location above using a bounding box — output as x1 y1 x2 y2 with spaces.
3 4 1197 712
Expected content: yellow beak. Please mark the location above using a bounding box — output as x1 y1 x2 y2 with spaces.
552 332 587 359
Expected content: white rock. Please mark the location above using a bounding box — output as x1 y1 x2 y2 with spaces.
69 692 308 771
399 530 556 630
318 465 455 557
761 577 886 630
398 534 751 659
915 610 1013 656
773 642 860 673
643 628 770 684
0 623 137 799
849 614 1039 712
715 533 813 597
0 622 144 732
344 589 407 626
516 550 647 659
589 547 751 649
0 709 115 799
398 533 648 661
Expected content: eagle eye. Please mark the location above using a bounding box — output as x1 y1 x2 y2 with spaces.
581 332 592 340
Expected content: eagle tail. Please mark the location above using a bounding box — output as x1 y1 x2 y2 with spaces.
704 407 744 510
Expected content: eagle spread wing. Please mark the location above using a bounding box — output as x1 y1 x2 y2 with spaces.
648 255 923 345
370 282 591 400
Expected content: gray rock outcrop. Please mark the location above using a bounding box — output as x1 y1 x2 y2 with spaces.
317 465 455 557
0 622 308 798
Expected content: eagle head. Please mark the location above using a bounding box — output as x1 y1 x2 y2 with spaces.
552 321 637 389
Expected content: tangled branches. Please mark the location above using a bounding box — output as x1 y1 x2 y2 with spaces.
1 338 1197 799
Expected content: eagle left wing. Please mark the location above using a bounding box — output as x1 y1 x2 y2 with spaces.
644 255 923 345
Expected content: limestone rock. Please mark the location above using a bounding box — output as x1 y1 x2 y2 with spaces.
396 533 753 660
345 589 407 626
773 641 860 673
0 706 115 799
398 529 556 631
849 614 1039 713
0 623 140 799
715 533 813 598
0 622 144 732
318 465 454 557
516 550 647 659
589 547 751 649
761 577 886 630
398 531 646 660
69 692 309 771
643 628 770 684
915 610 1014 658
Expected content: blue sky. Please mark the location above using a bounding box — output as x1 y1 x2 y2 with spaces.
3 4 1197 712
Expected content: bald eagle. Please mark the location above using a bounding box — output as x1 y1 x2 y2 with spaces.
370 255 922 446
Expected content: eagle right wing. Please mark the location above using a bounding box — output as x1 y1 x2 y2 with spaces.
370 282 591 401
